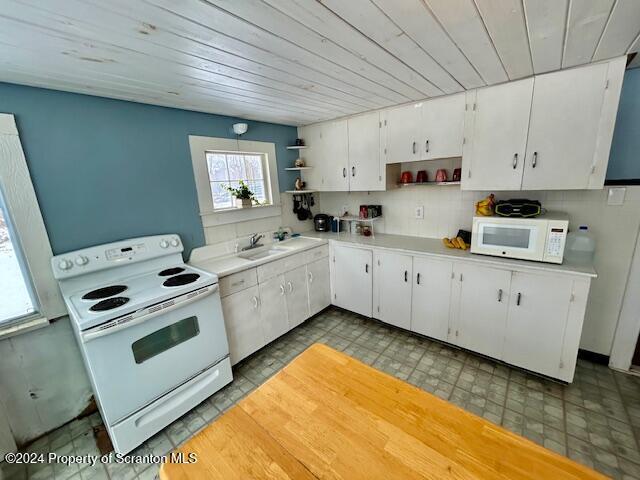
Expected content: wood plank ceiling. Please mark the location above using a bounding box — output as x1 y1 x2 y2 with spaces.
1 0 639 126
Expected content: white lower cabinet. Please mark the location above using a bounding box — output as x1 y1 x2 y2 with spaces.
332 244 372 317
452 263 511 360
284 265 310 329
374 251 412 330
503 272 573 378
221 285 263 365
307 258 331 316
411 257 453 342
220 246 330 365
259 275 289 345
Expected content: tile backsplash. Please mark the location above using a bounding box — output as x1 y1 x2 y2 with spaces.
320 186 640 356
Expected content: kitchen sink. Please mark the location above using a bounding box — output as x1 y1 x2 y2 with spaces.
237 247 287 261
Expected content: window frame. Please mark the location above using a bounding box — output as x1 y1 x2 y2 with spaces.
189 136 282 227
0 114 66 338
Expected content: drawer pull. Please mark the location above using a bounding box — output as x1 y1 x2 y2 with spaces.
231 279 245 287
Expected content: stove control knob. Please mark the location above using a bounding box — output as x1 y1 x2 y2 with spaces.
75 255 89 266
58 259 73 271
160 239 169 249
170 238 180 247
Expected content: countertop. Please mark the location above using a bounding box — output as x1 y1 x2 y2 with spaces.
189 231 596 279
302 231 597 278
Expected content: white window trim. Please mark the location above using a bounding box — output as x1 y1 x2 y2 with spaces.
189 135 282 227
0 114 66 338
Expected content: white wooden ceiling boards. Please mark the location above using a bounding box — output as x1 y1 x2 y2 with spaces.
0 0 638 126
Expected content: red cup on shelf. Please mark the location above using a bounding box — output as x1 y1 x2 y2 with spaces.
435 169 448 183
400 171 413 184
416 170 428 183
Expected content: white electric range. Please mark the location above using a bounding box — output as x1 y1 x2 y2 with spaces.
51 234 232 454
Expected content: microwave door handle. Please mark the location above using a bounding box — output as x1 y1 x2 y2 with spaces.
80 285 218 343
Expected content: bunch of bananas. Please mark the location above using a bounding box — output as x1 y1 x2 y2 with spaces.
442 237 469 250
475 193 495 216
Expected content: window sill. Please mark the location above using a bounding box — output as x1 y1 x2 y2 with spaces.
0 315 50 341
200 204 282 227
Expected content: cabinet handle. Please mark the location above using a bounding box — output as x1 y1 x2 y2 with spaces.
412 141 417 154
516 292 522 306
351 166 355 177
279 284 285 296
532 152 538 168
459 273 463 282
231 279 245 287
404 270 408 282
287 281 293 293
425 140 429 153
498 289 503 302
512 153 518 170
416 273 421 285
365 263 369 274
252 296 258 309
308 271 313 283
342 167 346 178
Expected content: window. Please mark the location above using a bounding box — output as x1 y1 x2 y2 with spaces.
206 152 269 210
0 189 37 324
189 136 282 227
0 114 65 337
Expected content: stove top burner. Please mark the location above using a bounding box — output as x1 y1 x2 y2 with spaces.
89 297 130 312
163 273 200 287
158 267 185 277
82 285 128 301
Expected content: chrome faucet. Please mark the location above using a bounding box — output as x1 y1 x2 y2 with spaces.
242 233 264 251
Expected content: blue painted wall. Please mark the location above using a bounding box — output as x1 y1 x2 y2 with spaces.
607 68 640 180
0 82 298 256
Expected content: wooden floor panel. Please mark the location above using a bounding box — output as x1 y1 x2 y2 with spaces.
160 344 607 480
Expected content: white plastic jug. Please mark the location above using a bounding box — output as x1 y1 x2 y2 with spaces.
565 226 596 264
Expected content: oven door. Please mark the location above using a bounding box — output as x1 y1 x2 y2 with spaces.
80 285 229 425
472 220 546 261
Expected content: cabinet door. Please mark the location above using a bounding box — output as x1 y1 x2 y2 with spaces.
348 112 383 191
221 285 263 365
503 272 573 378
454 263 511 360
374 251 412 330
420 93 465 160
322 119 349 191
411 257 453 342
258 275 289 345
298 124 324 189
386 103 421 164
284 265 310 328
461 79 533 191
332 245 372 317
522 62 609 190
307 257 331 316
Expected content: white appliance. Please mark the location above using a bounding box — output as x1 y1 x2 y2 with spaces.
471 212 569 264
51 235 232 454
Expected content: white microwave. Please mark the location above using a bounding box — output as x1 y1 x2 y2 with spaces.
471 212 569 264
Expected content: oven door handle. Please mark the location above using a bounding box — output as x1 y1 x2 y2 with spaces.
81 285 218 343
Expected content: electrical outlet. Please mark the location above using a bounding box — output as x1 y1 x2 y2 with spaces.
415 206 424 219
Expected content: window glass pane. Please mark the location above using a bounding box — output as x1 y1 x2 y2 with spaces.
482 226 532 249
210 182 233 209
247 180 267 203
206 153 229 182
244 155 263 180
0 191 36 323
226 154 246 180
131 316 200 364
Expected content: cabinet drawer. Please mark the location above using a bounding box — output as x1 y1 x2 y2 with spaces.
304 245 329 263
257 252 306 282
219 268 258 297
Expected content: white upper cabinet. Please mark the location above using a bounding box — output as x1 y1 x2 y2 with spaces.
420 93 465 160
462 79 534 191
347 111 383 191
462 57 625 191
385 102 422 164
522 62 609 190
321 119 350 191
